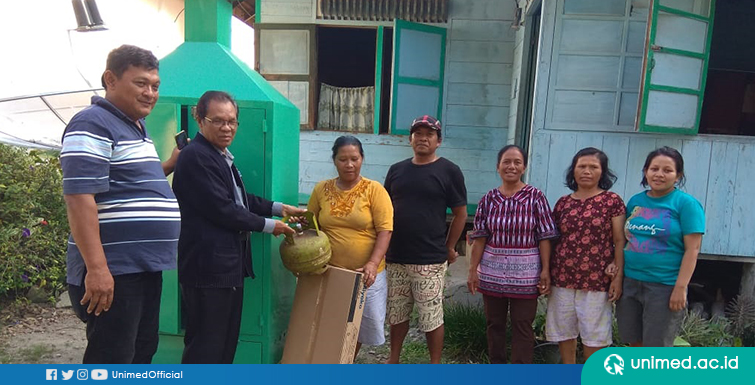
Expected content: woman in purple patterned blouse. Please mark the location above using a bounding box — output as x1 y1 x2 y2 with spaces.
467 145 559 364
546 147 626 364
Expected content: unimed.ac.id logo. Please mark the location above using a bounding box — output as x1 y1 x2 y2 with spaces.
605 354 626 375
91 369 108 380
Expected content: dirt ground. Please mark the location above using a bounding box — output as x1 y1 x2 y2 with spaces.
0 299 86 364
0 301 439 365
0 256 474 365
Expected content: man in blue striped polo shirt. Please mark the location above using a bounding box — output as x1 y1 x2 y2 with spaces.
61 45 181 364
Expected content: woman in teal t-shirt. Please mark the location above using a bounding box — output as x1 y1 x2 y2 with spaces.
616 146 705 347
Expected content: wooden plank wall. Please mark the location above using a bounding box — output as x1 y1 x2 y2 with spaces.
297 0 518 206
269 81 309 124
528 131 755 257
259 0 314 24
507 1 529 141
527 0 755 258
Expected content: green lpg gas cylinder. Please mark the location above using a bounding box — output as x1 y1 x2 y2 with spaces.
279 211 331 275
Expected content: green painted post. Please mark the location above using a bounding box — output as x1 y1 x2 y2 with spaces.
148 0 300 364
373 26 384 134
185 0 232 48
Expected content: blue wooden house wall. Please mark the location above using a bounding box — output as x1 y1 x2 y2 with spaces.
526 0 755 259
293 0 518 209
258 0 754 259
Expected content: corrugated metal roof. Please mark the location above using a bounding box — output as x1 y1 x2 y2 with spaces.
0 89 102 149
317 0 448 23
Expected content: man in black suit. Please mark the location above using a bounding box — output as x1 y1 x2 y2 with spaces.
172 90 304 364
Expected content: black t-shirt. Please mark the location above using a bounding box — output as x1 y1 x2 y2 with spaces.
384 157 467 264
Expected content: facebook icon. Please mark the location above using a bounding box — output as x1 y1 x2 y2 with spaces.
46 369 57 380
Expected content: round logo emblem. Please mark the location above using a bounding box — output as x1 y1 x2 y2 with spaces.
604 354 625 375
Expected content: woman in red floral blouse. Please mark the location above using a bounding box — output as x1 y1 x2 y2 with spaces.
546 147 626 364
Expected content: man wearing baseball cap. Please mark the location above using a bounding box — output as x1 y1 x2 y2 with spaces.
383 115 467 364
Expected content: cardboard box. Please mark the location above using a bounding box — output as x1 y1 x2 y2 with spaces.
281 265 366 364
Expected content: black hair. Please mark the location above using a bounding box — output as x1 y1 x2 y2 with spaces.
331 135 364 160
195 91 238 121
497 145 528 167
641 146 686 188
100 45 159 88
564 147 618 191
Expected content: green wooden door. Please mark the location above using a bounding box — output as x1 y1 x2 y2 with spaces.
231 107 266 338
145 102 182 335
637 0 715 134
146 103 181 166
390 19 447 135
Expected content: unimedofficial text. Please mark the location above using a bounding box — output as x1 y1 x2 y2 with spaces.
111 370 183 379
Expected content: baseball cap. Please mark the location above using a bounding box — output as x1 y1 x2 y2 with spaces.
410 115 442 137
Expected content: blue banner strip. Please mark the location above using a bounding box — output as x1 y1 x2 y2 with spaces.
2 364 584 385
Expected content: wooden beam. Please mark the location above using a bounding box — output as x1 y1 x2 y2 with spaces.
232 0 256 27
741 263 755 298
697 254 755 264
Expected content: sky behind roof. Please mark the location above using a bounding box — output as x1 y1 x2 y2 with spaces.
0 0 255 147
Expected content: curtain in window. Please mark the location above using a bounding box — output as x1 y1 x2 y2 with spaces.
317 83 374 133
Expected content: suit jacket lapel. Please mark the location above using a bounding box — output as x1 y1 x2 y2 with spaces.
230 163 250 209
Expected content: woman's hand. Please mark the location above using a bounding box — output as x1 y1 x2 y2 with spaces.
670 234 700 312
608 276 622 302
467 269 480 295
605 262 618 279
669 285 687 311
281 205 308 227
282 204 306 217
357 261 379 288
538 270 551 295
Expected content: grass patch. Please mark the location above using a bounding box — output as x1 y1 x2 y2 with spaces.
443 299 562 364
398 341 466 364
0 344 54 364
0 344 11 364
400 341 430 364
444 302 489 363
18 344 54 363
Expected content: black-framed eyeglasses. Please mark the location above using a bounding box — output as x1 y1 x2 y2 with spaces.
204 117 239 129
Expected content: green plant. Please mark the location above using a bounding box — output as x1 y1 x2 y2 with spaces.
0 144 68 299
679 311 734 347
611 311 626 347
534 341 561 364
532 296 548 341
725 294 755 347
739 326 755 347
443 302 489 363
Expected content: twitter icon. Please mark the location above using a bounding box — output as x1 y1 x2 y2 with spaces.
62 370 74 380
